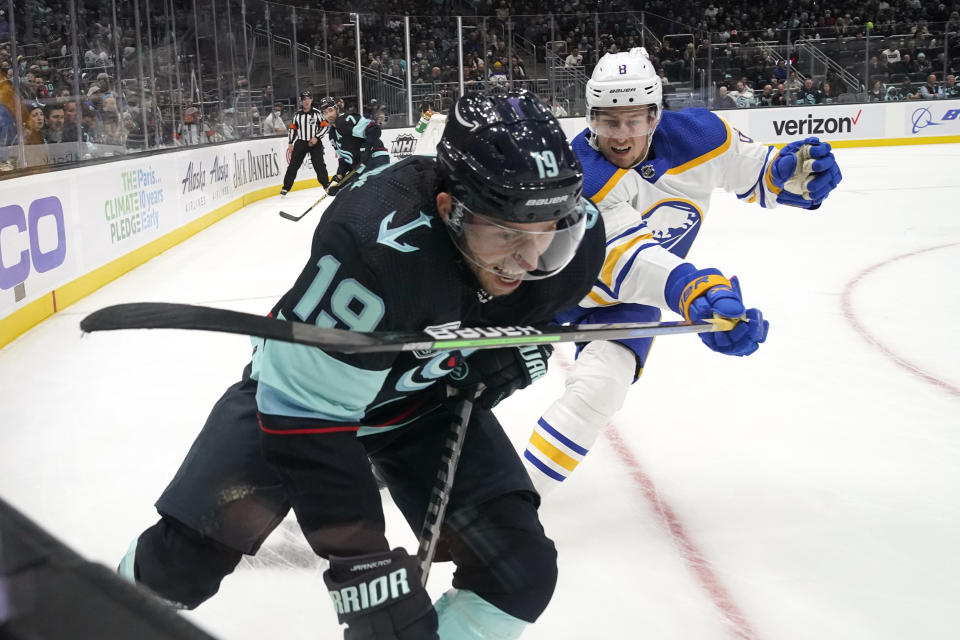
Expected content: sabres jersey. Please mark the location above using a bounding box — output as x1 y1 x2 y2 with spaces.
251 156 606 435
572 107 783 312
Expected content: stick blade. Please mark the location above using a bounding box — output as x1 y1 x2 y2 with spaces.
278 210 304 221
80 303 293 343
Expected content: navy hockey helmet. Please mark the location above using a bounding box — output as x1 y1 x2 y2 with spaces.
437 89 584 224
299 90 313 100
437 89 592 281
318 95 337 111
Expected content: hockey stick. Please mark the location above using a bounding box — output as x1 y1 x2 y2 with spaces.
79 302 739 353
416 384 478 585
278 167 359 221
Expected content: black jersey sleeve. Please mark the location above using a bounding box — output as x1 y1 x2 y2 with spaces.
253 215 399 425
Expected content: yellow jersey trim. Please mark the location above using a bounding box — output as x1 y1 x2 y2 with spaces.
529 432 580 471
592 168 629 203
665 120 733 175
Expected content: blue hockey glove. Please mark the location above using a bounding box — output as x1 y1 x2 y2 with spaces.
771 137 842 209
669 267 768 357
448 345 553 409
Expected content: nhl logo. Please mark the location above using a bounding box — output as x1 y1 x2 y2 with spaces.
640 164 655 179
391 133 417 159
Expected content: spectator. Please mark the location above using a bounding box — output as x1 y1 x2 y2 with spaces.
881 42 901 67
715 85 737 108
174 106 210 146
100 109 126 148
262 102 286 136
944 75 959 99
772 84 788 106
543 95 567 117
756 84 775 107
43 102 65 143
785 71 802 92
728 80 754 107
27 100 45 142
918 74 942 99
796 77 823 104
868 79 885 101
821 81 836 104
565 47 583 67
81 106 102 143
773 59 788 83
886 76 917 101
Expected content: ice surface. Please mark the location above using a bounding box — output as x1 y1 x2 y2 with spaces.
1 144 959 639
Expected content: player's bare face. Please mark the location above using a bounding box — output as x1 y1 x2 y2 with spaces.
321 106 338 122
593 106 657 168
464 215 557 296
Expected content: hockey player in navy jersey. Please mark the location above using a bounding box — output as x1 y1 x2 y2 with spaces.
321 96 392 196
523 47 842 494
118 90 606 639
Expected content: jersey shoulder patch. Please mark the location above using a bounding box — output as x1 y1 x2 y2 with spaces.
572 129 625 201
654 108 731 173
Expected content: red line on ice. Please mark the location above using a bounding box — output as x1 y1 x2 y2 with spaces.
604 426 760 640
554 354 759 639
841 242 960 399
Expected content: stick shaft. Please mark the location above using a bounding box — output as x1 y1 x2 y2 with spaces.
80 302 738 353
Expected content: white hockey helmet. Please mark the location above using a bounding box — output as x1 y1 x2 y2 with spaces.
586 47 662 138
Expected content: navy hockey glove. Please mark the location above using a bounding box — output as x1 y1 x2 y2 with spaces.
668 267 769 356
771 137 842 209
324 548 437 640
448 345 554 409
327 174 346 196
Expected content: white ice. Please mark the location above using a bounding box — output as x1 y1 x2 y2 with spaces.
2 144 959 640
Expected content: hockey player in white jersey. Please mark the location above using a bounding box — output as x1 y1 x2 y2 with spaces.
523 48 842 494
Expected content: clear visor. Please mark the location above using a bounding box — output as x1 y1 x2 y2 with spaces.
446 197 590 281
588 105 659 139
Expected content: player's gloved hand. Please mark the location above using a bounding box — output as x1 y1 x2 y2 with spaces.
682 273 768 356
324 548 437 639
327 174 345 196
448 345 554 409
771 137 842 209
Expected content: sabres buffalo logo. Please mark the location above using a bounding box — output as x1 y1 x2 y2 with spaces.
643 200 702 258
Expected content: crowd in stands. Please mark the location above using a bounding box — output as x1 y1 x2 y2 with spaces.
3 0 960 171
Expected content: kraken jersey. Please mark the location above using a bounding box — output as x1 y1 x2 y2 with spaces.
329 112 390 177
251 156 606 435
571 107 783 313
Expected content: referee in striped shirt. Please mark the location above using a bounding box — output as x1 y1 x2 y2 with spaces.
281 91 329 196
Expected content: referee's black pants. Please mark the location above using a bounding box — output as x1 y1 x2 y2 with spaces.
282 139 329 191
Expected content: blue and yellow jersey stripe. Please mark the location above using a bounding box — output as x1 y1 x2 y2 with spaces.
523 418 591 483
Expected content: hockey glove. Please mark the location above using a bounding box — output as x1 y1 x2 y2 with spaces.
327 174 345 196
667 266 768 356
448 345 554 409
324 548 437 640
771 137 842 209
